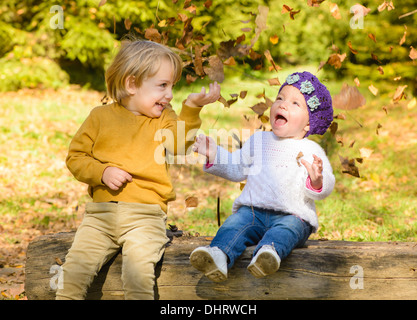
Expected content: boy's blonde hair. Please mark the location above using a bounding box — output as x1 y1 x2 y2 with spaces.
105 39 183 103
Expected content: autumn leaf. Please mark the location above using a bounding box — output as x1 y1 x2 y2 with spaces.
327 53 346 69
296 151 304 167
393 85 407 102
339 155 360 178
368 84 379 96
378 1 395 12
267 78 281 86
203 55 224 83
144 25 161 43
307 0 325 7
281 5 300 20
329 3 341 19
347 41 358 54
264 50 280 72
250 102 268 115
368 33 377 43
269 34 279 45
185 196 198 208
333 83 366 110
124 18 132 30
409 46 417 60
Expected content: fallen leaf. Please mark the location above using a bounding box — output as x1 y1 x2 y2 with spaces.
307 0 325 7
267 78 281 86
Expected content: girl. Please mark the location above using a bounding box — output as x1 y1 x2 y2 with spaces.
190 71 335 281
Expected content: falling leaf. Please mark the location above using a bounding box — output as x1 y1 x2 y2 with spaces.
185 196 198 208
393 85 408 102
264 50 281 72
327 53 346 69
347 41 358 54
250 5 269 47
329 3 341 19
368 33 377 43
55 257 63 265
399 26 407 45
204 0 213 9
407 98 416 109
203 55 224 83
307 0 325 7
377 66 384 75
354 77 360 86
351 4 371 18
339 155 360 177
144 25 162 42
296 152 304 167
360 148 373 159
267 78 281 86
239 91 248 99
98 0 107 7
218 95 230 108
368 84 379 96
282 5 300 20
333 83 366 110
409 46 417 60
124 18 132 30
376 123 383 135
378 1 395 12
250 102 268 115
270 34 279 45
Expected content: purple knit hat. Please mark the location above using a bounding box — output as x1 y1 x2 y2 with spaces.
279 71 333 137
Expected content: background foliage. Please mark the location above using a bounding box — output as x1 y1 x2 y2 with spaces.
1 0 416 92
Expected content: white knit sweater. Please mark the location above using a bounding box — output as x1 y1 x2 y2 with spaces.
204 131 335 232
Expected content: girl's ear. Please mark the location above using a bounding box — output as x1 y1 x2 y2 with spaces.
303 123 310 136
125 75 136 95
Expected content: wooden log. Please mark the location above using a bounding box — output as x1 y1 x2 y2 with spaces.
25 232 417 300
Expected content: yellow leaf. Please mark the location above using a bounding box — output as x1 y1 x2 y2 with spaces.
368 84 379 96
269 35 279 45
407 98 416 109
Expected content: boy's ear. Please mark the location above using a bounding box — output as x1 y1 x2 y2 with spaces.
125 75 136 95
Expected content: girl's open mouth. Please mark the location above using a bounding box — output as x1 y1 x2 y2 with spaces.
274 114 287 126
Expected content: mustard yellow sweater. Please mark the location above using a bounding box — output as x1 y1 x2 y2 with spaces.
66 102 202 212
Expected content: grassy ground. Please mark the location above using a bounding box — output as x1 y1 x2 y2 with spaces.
0 69 416 298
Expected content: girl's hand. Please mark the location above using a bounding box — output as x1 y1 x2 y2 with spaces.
185 82 221 108
301 154 323 190
192 134 217 164
102 166 132 191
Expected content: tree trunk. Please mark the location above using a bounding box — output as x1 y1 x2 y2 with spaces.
25 232 417 300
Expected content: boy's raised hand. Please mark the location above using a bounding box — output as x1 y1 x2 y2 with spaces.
102 166 132 191
185 82 221 108
301 154 323 190
193 134 217 164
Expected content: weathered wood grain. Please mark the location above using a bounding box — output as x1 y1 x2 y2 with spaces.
25 232 417 300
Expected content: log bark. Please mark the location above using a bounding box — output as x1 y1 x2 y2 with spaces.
25 232 417 300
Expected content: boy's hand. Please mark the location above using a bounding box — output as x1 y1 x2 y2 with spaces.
185 82 221 108
193 134 217 164
301 155 323 190
102 166 132 191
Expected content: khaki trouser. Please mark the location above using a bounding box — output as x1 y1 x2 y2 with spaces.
56 202 169 300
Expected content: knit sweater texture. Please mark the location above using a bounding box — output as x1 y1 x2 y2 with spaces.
66 102 202 212
204 131 335 232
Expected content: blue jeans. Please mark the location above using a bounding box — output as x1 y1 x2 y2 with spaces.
210 205 312 268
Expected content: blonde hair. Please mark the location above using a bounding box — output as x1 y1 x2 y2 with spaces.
105 38 183 103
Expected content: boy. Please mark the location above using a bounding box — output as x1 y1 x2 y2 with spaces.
56 39 220 299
